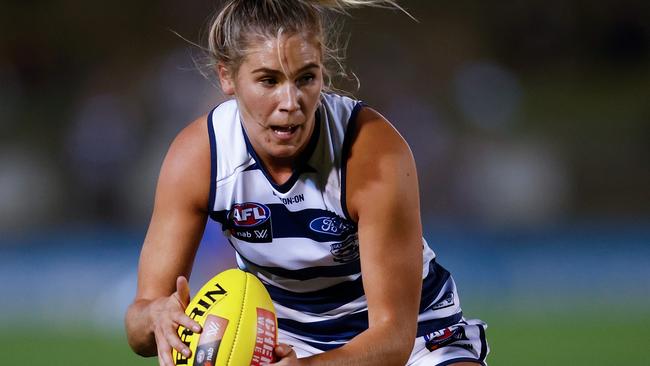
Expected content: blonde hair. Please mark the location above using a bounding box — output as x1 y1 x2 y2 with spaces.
205 0 410 92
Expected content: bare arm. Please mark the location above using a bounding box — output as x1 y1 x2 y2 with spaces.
274 107 423 365
124 116 211 365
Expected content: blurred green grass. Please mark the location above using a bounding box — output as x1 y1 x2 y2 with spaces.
2 309 648 365
483 308 650 365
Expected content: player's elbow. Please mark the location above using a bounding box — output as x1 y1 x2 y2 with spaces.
124 302 158 357
126 333 157 358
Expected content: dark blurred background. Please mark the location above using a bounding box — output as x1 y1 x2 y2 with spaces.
1 1 648 365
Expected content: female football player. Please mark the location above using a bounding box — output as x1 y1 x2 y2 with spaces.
125 1 488 365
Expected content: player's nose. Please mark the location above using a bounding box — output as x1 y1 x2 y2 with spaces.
278 83 300 113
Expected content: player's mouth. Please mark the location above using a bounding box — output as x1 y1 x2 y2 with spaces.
270 124 299 140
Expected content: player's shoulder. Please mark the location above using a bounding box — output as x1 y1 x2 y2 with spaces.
160 114 211 187
350 106 413 159
344 106 417 221
320 91 403 144
174 114 210 148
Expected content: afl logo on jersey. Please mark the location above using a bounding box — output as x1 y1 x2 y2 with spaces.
227 202 273 243
230 203 270 227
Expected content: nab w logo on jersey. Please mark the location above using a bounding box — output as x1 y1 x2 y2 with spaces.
228 203 273 243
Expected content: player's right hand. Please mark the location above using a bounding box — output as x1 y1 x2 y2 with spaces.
149 276 202 366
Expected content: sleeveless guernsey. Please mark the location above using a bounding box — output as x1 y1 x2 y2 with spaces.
208 93 463 351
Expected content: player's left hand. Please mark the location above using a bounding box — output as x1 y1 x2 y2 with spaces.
267 344 300 365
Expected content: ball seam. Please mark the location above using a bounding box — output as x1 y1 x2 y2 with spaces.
225 271 249 366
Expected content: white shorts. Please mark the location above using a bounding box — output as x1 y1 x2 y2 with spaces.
279 318 489 366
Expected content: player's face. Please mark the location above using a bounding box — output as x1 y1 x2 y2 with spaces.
220 33 323 164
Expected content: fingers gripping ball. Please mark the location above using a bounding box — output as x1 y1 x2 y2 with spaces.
173 269 278 366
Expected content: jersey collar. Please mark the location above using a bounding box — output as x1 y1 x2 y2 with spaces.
240 109 321 194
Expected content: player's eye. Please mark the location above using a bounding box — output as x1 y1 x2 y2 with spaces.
296 73 315 87
259 77 278 86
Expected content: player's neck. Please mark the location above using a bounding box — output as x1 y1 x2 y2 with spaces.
264 163 294 186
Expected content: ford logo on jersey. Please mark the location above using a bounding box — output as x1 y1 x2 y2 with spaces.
230 202 270 227
309 216 353 237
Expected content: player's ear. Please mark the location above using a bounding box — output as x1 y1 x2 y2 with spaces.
217 63 235 95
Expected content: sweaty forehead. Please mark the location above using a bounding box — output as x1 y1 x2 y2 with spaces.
242 34 322 74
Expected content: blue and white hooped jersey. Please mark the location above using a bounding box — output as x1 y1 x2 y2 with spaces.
207 93 463 350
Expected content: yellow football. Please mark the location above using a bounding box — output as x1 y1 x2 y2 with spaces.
173 269 278 366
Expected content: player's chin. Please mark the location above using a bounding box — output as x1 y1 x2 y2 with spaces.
268 144 301 159
266 136 306 157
